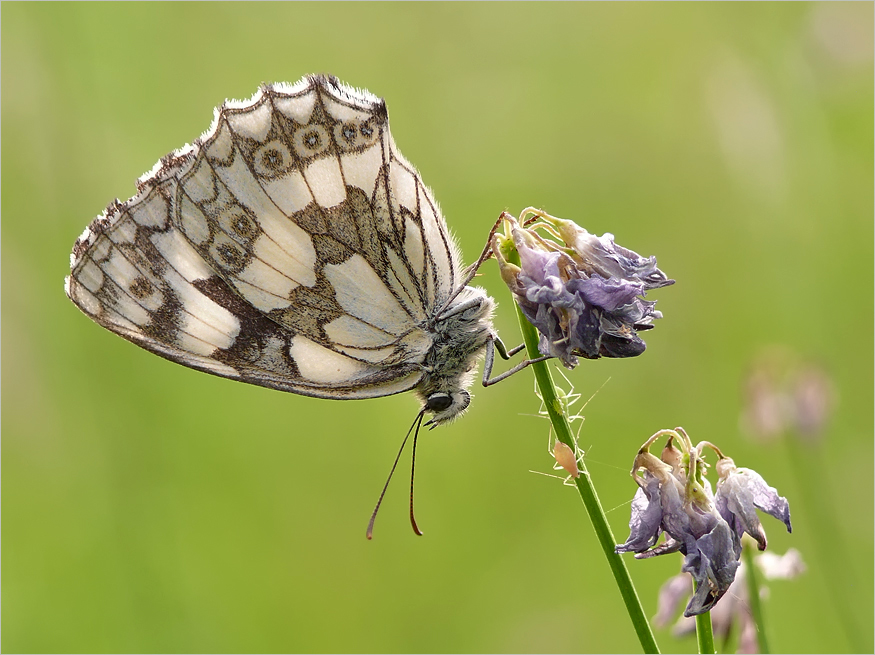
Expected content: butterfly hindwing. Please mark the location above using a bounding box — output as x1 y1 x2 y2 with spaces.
66 180 253 381
67 75 467 399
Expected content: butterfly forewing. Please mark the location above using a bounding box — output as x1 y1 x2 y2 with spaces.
66 75 464 400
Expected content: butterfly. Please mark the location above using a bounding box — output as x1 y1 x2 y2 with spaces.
65 74 537 536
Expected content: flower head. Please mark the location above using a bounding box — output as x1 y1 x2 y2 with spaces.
615 428 792 617
492 209 673 368
615 435 739 616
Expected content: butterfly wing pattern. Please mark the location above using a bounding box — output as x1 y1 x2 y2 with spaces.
66 74 497 423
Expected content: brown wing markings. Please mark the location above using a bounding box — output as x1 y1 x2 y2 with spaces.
67 76 442 399
375 136 430 311
71 194 241 357
195 120 318 285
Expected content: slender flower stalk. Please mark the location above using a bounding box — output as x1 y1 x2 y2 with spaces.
512 269 660 654
695 608 715 654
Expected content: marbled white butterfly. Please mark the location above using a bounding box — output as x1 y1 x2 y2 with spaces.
65 75 533 534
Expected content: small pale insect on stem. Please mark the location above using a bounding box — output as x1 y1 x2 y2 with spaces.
529 433 588 487
553 441 581 479
366 410 427 540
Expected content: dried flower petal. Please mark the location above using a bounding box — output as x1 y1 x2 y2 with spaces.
549 218 674 291
715 458 792 551
681 513 740 616
616 472 664 553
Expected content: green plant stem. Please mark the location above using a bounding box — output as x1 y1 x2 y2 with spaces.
515 304 659 654
743 543 769 654
694 606 715 654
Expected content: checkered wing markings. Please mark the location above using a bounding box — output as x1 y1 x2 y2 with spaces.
66 75 468 398
66 177 424 399
179 85 382 342
65 183 250 380
384 150 460 313
171 77 459 358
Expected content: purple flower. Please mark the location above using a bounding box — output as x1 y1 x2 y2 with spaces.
492 211 673 368
614 428 793 617
550 217 674 292
615 449 739 616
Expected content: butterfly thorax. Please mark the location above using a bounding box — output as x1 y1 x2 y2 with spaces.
415 286 495 424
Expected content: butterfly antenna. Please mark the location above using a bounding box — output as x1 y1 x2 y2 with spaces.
409 412 425 536
367 410 425 540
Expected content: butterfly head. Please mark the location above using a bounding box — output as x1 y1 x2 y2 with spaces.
423 390 471 426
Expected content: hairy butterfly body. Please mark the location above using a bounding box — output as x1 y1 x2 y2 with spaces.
65 74 497 424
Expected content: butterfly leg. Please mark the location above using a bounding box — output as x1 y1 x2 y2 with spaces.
501 341 527 358
482 335 552 387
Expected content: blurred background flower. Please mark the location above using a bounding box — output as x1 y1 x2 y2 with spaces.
654 548 806 653
741 346 836 442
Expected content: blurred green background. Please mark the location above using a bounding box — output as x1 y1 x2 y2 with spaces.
3 3 872 653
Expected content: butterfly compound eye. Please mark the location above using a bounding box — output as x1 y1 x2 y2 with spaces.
426 393 453 413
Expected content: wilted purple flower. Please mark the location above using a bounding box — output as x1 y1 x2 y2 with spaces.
715 457 792 551
615 428 793 617
492 211 673 368
615 445 739 616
